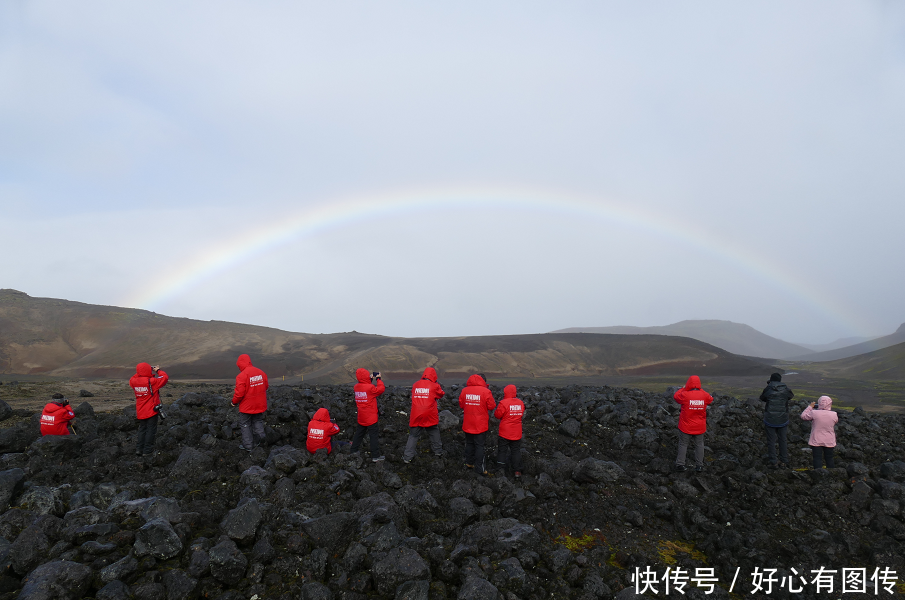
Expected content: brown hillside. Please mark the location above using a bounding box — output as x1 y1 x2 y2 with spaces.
0 290 776 381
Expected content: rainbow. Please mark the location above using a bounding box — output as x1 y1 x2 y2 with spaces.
123 186 864 334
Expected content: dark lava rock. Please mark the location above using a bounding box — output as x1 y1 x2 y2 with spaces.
78 390 94 398
99 554 139 583
457 575 500 600
209 539 247 586
0 400 12 422
372 546 431 595
96 580 132 600
558 418 581 438
438 410 460 430
170 448 213 479
162 568 198 600
301 581 333 600
17 560 92 600
0 468 25 511
18 486 64 516
134 518 183 560
220 498 263 543
395 579 429 600
301 512 358 552
11 525 50 575
572 458 626 483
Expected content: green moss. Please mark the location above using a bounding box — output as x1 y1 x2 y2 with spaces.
657 540 707 565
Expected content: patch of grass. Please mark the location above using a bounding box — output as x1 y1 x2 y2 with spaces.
657 540 707 565
554 529 605 552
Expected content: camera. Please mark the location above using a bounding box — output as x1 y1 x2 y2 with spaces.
372 371 380 379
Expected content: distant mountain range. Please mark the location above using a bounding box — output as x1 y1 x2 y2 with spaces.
810 340 905 380
794 336 876 353
553 320 812 359
789 324 905 362
0 290 774 381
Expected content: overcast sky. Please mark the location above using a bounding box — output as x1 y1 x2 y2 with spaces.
2 1 904 344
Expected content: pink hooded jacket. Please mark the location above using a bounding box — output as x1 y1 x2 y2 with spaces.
800 395 838 447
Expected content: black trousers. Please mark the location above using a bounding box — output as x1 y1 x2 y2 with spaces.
765 425 788 465
496 436 523 473
811 445 835 469
351 422 381 455
136 415 159 454
464 431 487 474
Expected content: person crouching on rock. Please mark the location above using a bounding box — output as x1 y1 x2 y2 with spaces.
459 373 496 476
232 353 269 452
40 393 75 436
130 363 169 456
494 384 524 478
403 367 445 464
760 372 794 469
351 368 386 462
673 375 713 473
801 395 838 469
307 408 340 454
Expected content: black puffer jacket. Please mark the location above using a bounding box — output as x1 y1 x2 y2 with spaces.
759 381 794 427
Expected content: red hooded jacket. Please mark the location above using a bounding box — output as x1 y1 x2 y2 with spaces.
233 354 269 414
458 374 496 434
493 385 524 441
410 367 445 428
40 402 75 436
674 375 713 435
307 408 340 453
130 363 169 420
353 368 385 426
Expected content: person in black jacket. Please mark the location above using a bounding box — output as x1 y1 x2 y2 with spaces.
760 373 794 468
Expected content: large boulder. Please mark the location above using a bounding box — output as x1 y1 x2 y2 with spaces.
0 400 12 422
438 410 460 431
372 546 431 595
170 448 213 479
11 525 50 575
457 576 500 600
220 499 263 543
134 518 183 560
571 458 625 484
301 512 358 552
162 569 198 600
18 486 64 517
17 560 93 600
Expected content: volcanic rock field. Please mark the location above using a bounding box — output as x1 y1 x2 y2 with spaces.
0 382 904 600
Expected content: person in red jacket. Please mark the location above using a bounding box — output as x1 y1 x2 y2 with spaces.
493 384 524 478
232 354 269 452
403 367 445 464
129 363 169 456
458 373 496 475
307 407 340 454
351 368 386 462
40 393 75 436
673 375 713 472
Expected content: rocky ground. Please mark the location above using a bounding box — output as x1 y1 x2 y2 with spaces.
0 382 903 600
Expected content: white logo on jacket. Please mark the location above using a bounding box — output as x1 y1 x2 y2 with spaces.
41 415 55 422
465 394 482 405
414 387 430 396
134 386 149 394
355 391 369 403
250 375 264 385
689 400 706 408
510 404 524 415
310 428 324 437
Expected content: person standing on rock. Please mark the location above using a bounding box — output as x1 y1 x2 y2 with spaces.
130 362 169 456
673 375 713 473
459 373 496 476
493 384 525 478
351 368 386 462
306 407 341 453
801 395 838 469
759 372 794 469
403 367 446 464
40 393 75 436
232 354 269 452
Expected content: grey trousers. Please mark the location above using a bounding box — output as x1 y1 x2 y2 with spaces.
403 425 443 461
239 412 266 449
676 431 704 468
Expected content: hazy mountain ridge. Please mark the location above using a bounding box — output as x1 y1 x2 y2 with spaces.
0 290 774 381
790 324 905 362
553 319 812 359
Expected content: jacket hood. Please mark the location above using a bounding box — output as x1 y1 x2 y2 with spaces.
356 368 372 384
237 354 252 370
313 408 331 421
422 367 438 383
466 374 487 388
136 362 153 377
818 395 832 410
685 375 701 390
503 384 518 399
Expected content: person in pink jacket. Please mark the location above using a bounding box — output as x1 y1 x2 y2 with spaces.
801 395 838 469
